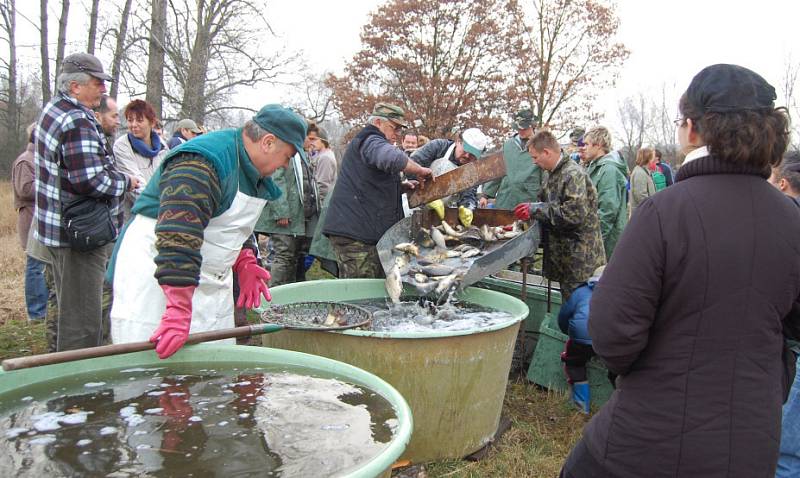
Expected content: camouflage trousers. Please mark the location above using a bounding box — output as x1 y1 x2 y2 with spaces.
328 235 385 279
269 234 312 286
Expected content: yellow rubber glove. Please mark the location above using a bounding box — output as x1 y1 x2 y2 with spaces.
458 206 474 228
428 199 445 220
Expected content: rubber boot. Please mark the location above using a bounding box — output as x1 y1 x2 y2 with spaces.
572 381 591 414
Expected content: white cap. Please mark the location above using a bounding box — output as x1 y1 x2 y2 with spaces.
461 128 488 158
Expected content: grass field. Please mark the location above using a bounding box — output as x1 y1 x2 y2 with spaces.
0 181 582 477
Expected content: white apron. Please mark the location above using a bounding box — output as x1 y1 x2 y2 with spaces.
111 187 268 344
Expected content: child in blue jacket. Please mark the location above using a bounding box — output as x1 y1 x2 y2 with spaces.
557 266 604 413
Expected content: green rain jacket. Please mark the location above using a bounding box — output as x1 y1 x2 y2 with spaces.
255 154 317 237
585 150 628 259
483 135 542 209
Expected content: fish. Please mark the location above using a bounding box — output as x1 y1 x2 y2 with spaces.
395 253 410 272
394 242 420 256
420 264 455 276
480 224 496 242
415 228 435 249
413 273 429 283
459 228 483 248
444 250 462 258
460 248 481 259
430 227 448 249
453 244 473 252
435 273 460 295
500 230 522 240
441 220 461 237
323 312 344 326
413 280 439 296
385 264 403 304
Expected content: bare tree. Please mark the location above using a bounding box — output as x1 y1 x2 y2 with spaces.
780 55 800 151
39 0 50 103
54 0 69 83
145 0 167 117
0 0 20 159
508 0 629 131
107 0 133 100
285 71 336 123
616 94 648 167
87 0 100 54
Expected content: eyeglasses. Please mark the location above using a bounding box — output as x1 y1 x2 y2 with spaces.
384 120 405 134
673 116 685 127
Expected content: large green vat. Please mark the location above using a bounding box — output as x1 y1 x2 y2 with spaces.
262 279 528 464
0 345 412 478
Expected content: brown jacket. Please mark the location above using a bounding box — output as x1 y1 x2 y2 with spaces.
578 154 800 477
12 143 36 250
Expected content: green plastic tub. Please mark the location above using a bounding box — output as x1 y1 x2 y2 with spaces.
526 313 613 406
0 345 412 478
262 279 529 464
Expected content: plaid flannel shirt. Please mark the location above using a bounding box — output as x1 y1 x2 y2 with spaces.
34 92 129 247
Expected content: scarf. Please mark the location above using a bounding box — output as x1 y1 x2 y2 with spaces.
128 131 163 159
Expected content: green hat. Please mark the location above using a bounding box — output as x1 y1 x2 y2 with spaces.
252 104 308 160
512 109 535 130
372 103 409 128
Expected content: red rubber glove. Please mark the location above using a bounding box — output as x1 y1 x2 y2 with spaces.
514 202 532 221
233 248 271 309
150 285 195 359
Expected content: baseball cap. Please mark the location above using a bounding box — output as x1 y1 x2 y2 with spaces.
176 119 202 134
252 104 308 160
372 103 410 128
512 109 535 130
61 53 113 81
461 128 488 158
685 64 776 113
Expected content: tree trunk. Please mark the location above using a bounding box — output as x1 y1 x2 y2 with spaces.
179 2 211 123
145 0 167 118
54 0 69 87
109 0 133 100
1 0 19 141
87 0 99 54
39 0 50 104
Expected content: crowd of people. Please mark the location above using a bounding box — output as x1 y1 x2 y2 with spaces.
10 51 800 476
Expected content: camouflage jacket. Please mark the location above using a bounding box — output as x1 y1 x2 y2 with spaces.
534 156 606 286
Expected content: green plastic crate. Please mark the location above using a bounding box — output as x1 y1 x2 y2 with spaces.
526 313 614 406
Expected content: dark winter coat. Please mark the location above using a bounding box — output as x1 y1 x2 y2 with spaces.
574 153 800 478
323 125 408 244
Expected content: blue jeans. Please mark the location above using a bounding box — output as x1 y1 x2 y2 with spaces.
777 355 800 478
24 255 49 320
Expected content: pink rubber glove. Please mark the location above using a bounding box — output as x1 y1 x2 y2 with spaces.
149 285 195 359
233 248 271 308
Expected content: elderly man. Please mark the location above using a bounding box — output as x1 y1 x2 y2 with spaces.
110 104 306 359
323 103 433 278
167 118 203 149
481 109 542 209
581 126 628 259
33 53 138 351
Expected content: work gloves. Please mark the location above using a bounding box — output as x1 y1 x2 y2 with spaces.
458 206 473 227
233 248 271 308
514 202 545 222
428 199 445 220
150 285 195 360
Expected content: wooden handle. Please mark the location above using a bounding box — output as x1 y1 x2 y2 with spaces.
0 324 282 372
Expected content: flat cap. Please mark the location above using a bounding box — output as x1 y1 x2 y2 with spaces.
61 53 113 81
686 64 776 113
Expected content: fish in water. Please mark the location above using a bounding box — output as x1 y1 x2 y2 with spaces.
430 227 447 249
420 264 455 276
394 242 420 256
441 220 461 237
385 264 403 304
413 280 439 296
323 311 345 326
435 273 460 295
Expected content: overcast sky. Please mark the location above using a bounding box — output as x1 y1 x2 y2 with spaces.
12 0 800 138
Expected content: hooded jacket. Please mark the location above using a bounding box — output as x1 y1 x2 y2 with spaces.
586 150 628 259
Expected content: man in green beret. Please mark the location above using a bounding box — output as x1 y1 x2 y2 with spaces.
323 103 433 278
109 104 307 359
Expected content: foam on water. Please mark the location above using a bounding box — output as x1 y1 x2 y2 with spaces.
358 299 513 333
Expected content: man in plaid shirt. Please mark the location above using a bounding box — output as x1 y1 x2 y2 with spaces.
33 52 139 351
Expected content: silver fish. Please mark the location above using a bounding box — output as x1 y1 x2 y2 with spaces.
430 227 447 249
385 264 403 304
395 253 410 272
413 273 429 283
421 264 455 276
394 242 420 256
413 280 439 296
461 248 481 259
500 230 522 240
441 220 461 237
453 244 473 252
435 273 460 295
480 224 496 242
444 250 462 258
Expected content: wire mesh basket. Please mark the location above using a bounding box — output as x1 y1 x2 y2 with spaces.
260 301 373 330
